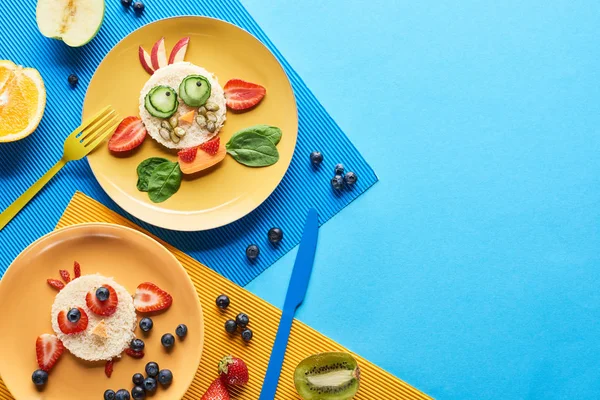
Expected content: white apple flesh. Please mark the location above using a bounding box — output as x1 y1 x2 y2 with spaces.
36 0 105 47
139 46 155 75
150 37 168 70
168 37 190 64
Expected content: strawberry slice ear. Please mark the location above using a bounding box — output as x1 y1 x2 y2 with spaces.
134 282 173 313
224 79 266 111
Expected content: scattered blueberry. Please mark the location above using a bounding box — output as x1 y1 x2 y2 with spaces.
143 377 157 392
236 313 249 328
115 389 131 400
67 308 81 323
104 389 116 400
133 0 144 13
121 0 132 6
268 227 284 244
216 294 230 309
310 151 323 166
331 175 344 190
334 163 345 175
131 386 146 399
175 324 188 339
145 362 159 377
130 338 145 352
96 287 110 301
225 319 237 334
132 373 144 386
157 369 173 386
246 244 260 260
241 328 253 342
139 317 153 332
161 333 175 349
32 369 48 386
344 172 358 186
67 74 78 87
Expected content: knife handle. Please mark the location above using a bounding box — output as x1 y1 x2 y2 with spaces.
259 309 295 399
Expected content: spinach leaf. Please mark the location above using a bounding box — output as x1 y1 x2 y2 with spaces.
137 157 169 192
230 125 282 145
226 132 279 167
147 161 182 203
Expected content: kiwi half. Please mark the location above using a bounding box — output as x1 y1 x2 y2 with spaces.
294 352 361 400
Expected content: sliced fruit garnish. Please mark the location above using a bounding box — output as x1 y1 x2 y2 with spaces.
36 334 64 372
179 109 195 124
169 37 190 64
59 269 71 283
224 79 266 111
134 282 173 313
178 147 198 163
124 348 145 359
108 116 147 153
105 359 114 378
201 378 230 400
139 46 155 75
35 0 105 47
179 138 226 174
47 279 64 291
0 60 46 143
86 284 118 316
57 307 88 334
73 261 81 279
199 137 220 156
151 37 168 70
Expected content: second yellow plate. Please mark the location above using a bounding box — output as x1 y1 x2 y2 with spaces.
84 16 298 231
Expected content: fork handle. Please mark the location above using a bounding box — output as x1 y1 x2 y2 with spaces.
0 159 66 231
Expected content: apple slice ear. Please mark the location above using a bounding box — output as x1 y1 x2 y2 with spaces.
139 46 155 75
151 37 168 70
169 37 190 64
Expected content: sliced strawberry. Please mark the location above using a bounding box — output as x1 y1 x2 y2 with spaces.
105 359 114 378
224 79 266 111
86 285 118 316
59 269 71 283
178 147 198 163
124 348 145 359
73 261 81 279
108 116 147 153
57 307 88 334
134 282 173 313
36 334 64 372
47 279 64 291
199 137 220 156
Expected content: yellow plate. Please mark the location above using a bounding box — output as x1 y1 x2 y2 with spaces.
84 16 298 231
0 223 204 400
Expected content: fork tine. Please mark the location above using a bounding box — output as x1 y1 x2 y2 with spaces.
82 113 119 145
84 120 120 150
79 109 117 142
76 105 113 135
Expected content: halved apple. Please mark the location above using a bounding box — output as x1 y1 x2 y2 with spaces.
139 46 154 75
179 142 227 175
169 37 190 64
36 0 105 47
151 37 168 70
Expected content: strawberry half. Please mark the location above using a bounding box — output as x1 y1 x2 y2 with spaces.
224 79 266 111
134 282 173 313
59 269 71 283
36 334 64 372
218 355 249 387
86 285 118 316
73 261 81 279
108 116 147 153
199 137 220 156
57 307 88 334
202 378 230 400
178 147 198 163
124 348 145 359
105 359 114 378
47 279 64 291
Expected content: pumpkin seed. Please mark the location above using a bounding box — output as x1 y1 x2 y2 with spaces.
174 127 186 137
169 115 179 128
196 114 207 128
206 112 217 123
205 102 220 112
159 128 171 140
198 106 208 116
161 120 172 131
207 121 216 133
169 130 181 143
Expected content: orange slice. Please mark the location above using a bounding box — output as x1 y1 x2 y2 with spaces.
0 60 46 142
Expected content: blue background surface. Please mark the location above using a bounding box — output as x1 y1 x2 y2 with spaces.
242 0 600 399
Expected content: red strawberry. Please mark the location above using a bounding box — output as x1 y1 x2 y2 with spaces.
47 279 64 291
178 147 198 163
57 307 88 334
201 378 230 400
108 116 147 153
59 269 71 283
86 284 118 316
105 359 114 378
199 137 220 156
36 334 64 372
134 282 173 313
224 79 266 111
218 355 249 386
124 348 145 359
73 261 81 279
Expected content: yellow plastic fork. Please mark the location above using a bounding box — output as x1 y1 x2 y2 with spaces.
0 106 119 231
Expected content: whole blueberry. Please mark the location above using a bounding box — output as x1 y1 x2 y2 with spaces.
175 324 188 338
246 244 260 261
145 362 159 377
268 227 284 244
67 74 78 87
143 377 157 392
133 0 144 13
121 0 132 6
130 338 145 352
225 319 237 334
104 389 116 400
157 369 173 385
215 294 230 309
67 308 81 323
115 389 130 400
131 386 146 400
139 317 153 332
96 287 110 301
161 333 175 349
32 369 48 386
236 313 249 328
331 175 344 190
344 172 358 186
241 328 253 342
310 151 323 166
334 163 345 175
132 373 144 386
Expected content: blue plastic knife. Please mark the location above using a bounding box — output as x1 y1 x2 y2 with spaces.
259 208 319 399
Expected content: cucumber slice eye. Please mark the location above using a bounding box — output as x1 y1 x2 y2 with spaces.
179 75 211 107
145 85 178 118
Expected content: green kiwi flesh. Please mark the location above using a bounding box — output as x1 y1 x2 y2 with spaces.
294 352 360 400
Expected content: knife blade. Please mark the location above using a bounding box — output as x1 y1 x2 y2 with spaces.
259 208 319 399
